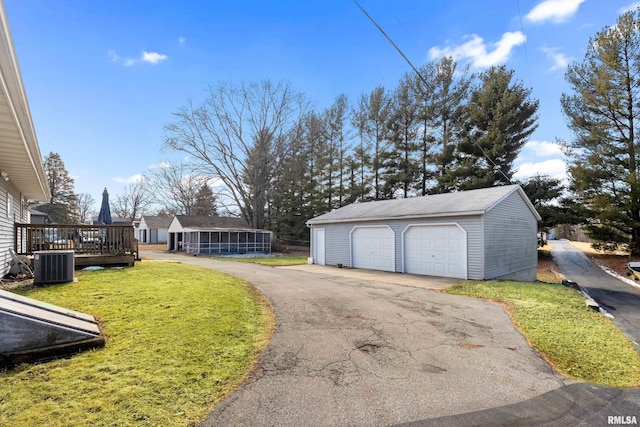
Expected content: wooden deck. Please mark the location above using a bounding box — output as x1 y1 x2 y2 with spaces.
14 224 139 267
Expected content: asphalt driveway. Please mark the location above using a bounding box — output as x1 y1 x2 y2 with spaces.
140 251 638 426
551 240 640 349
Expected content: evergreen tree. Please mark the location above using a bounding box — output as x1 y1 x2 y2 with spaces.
326 94 351 207
519 175 565 244
382 74 419 198
361 86 391 200
453 65 538 190
269 120 314 243
414 57 472 194
351 95 373 201
40 152 77 223
561 9 640 254
192 184 218 216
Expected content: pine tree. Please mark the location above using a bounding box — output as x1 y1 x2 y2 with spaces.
192 184 218 216
361 86 390 200
414 57 472 194
382 74 419 198
39 152 77 223
351 96 373 201
452 65 538 191
561 9 640 254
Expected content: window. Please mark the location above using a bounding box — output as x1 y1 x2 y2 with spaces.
7 193 13 219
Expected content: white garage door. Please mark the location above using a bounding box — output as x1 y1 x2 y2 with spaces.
351 226 395 272
404 225 466 279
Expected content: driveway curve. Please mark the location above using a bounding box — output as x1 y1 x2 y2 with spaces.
140 251 614 426
551 240 640 349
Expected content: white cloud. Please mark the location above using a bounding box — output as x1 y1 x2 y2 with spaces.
514 159 567 180
113 174 144 184
524 140 565 157
107 49 119 63
207 177 225 188
178 36 186 45
109 50 168 67
526 0 585 24
540 47 572 71
429 31 526 68
142 51 168 64
620 2 640 14
148 161 172 169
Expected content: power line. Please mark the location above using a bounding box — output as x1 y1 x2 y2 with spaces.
352 0 512 184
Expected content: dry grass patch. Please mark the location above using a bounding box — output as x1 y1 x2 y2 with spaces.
446 280 640 387
537 245 562 284
0 262 274 427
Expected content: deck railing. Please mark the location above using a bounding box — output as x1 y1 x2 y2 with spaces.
14 223 138 257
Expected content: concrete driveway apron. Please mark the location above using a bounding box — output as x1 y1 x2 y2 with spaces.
140 251 632 426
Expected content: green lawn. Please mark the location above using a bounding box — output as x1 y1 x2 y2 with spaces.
211 255 308 266
0 261 274 427
446 281 640 387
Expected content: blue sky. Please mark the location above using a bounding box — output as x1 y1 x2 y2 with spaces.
4 0 639 209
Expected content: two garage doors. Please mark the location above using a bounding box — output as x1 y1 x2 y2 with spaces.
349 225 467 279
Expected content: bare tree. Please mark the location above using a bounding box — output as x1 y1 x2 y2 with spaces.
74 193 96 224
112 180 152 222
164 79 308 229
145 162 208 215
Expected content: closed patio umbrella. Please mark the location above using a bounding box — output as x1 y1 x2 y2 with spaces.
97 188 112 224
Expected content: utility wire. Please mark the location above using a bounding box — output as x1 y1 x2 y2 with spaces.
352 0 512 184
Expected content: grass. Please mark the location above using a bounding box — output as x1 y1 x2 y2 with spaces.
0 261 274 427
446 280 640 387
210 255 309 266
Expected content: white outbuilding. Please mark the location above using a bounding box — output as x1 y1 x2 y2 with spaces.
167 215 272 255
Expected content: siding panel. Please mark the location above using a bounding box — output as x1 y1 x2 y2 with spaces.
484 191 538 279
0 180 24 276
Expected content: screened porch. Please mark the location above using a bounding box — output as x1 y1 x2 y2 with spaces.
181 229 272 254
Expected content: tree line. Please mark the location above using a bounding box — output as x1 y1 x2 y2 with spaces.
40 9 640 254
165 60 540 243
36 153 218 224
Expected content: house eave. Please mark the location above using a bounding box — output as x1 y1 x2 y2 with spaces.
0 3 49 201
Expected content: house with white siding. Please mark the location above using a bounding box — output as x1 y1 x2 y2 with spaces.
0 3 50 277
138 215 172 244
306 185 540 282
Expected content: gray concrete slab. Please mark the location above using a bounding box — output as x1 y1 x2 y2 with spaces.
142 251 580 426
552 240 640 349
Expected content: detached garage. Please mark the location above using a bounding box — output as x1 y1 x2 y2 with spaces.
307 184 540 282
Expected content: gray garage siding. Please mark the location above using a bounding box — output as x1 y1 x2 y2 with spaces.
322 223 353 266
484 191 538 280
317 215 484 279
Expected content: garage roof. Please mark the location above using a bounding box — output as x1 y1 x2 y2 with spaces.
306 184 541 225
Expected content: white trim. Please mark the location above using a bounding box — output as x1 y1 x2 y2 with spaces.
349 225 395 272
312 227 325 265
401 223 468 279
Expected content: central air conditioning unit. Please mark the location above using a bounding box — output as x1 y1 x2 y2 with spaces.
33 250 75 285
